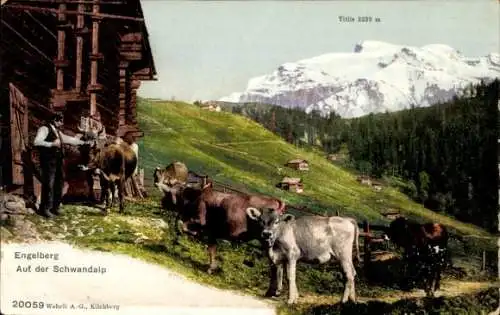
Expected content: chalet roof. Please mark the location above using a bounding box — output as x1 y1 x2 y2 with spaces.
357 175 371 180
281 177 302 184
287 159 308 164
1 0 156 80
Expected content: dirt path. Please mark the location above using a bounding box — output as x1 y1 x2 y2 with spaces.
215 140 284 146
298 279 496 306
1 242 276 315
367 279 495 303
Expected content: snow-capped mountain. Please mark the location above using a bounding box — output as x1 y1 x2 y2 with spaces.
219 41 500 118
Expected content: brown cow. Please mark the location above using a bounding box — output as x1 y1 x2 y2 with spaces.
154 180 208 244
79 128 137 214
178 182 286 274
153 161 189 187
385 216 450 297
177 182 232 234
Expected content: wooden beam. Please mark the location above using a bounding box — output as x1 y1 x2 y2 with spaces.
130 79 141 90
118 67 127 127
121 32 142 43
50 89 89 110
119 51 142 60
56 3 66 92
120 43 142 51
26 11 57 40
133 67 152 76
89 1 100 116
0 20 52 63
75 3 84 91
3 4 145 22
132 75 153 80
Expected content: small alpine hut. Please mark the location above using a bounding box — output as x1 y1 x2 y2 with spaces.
284 159 309 171
0 0 157 203
277 177 304 194
199 101 221 112
327 153 346 162
356 175 372 186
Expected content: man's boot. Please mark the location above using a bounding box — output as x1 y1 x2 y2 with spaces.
37 208 54 218
51 208 61 216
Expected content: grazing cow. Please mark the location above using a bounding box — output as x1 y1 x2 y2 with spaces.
178 182 286 274
246 208 359 304
153 161 189 187
180 182 285 234
78 127 137 214
154 180 208 244
385 216 449 296
153 168 206 212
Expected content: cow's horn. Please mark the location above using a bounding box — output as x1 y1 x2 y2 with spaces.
246 207 262 219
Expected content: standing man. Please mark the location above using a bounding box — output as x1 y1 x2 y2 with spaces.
33 112 88 218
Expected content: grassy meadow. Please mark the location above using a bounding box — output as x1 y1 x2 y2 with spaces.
3 98 497 314
137 99 494 239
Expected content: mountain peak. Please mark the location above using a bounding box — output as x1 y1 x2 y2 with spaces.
353 40 401 53
220 41 499 118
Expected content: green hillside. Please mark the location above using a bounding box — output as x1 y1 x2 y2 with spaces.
136 99 492 240
3 98 495 315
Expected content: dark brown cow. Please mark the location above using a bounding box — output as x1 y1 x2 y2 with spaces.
79 128 137 214
154 180 207 244
154 166 210 214
179 182 285 233
385 216 449 297
178 182 286 274
177 182 233 234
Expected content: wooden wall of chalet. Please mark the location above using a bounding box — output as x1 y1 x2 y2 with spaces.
0 0 156 197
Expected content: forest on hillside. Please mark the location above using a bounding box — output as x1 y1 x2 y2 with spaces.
231 80 499 232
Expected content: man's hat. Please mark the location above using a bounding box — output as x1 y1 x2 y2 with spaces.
50 112 64 123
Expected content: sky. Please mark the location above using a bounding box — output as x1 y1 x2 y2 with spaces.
138 0 499 102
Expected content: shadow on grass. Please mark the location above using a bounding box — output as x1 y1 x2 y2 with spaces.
362 257 408 290
142 241 215 274
296 287 499 315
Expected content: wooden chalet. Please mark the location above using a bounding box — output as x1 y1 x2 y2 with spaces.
381 209 401 221
356 175 384 191
327 153 346 162
356 175 372 186
285 159 309 171
200 101 221 112
1 0 157 201
277 177 304 193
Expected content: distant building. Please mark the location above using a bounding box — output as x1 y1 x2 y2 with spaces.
356 175 385 191
277 177 304 193
382 209 401 220
327 153 346 162
356 175 372 186
285 159 309 171
372 182 383 192
200 101 221 112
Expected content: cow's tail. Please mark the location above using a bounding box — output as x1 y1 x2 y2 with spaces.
354 221 360 264
348 217 361 264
